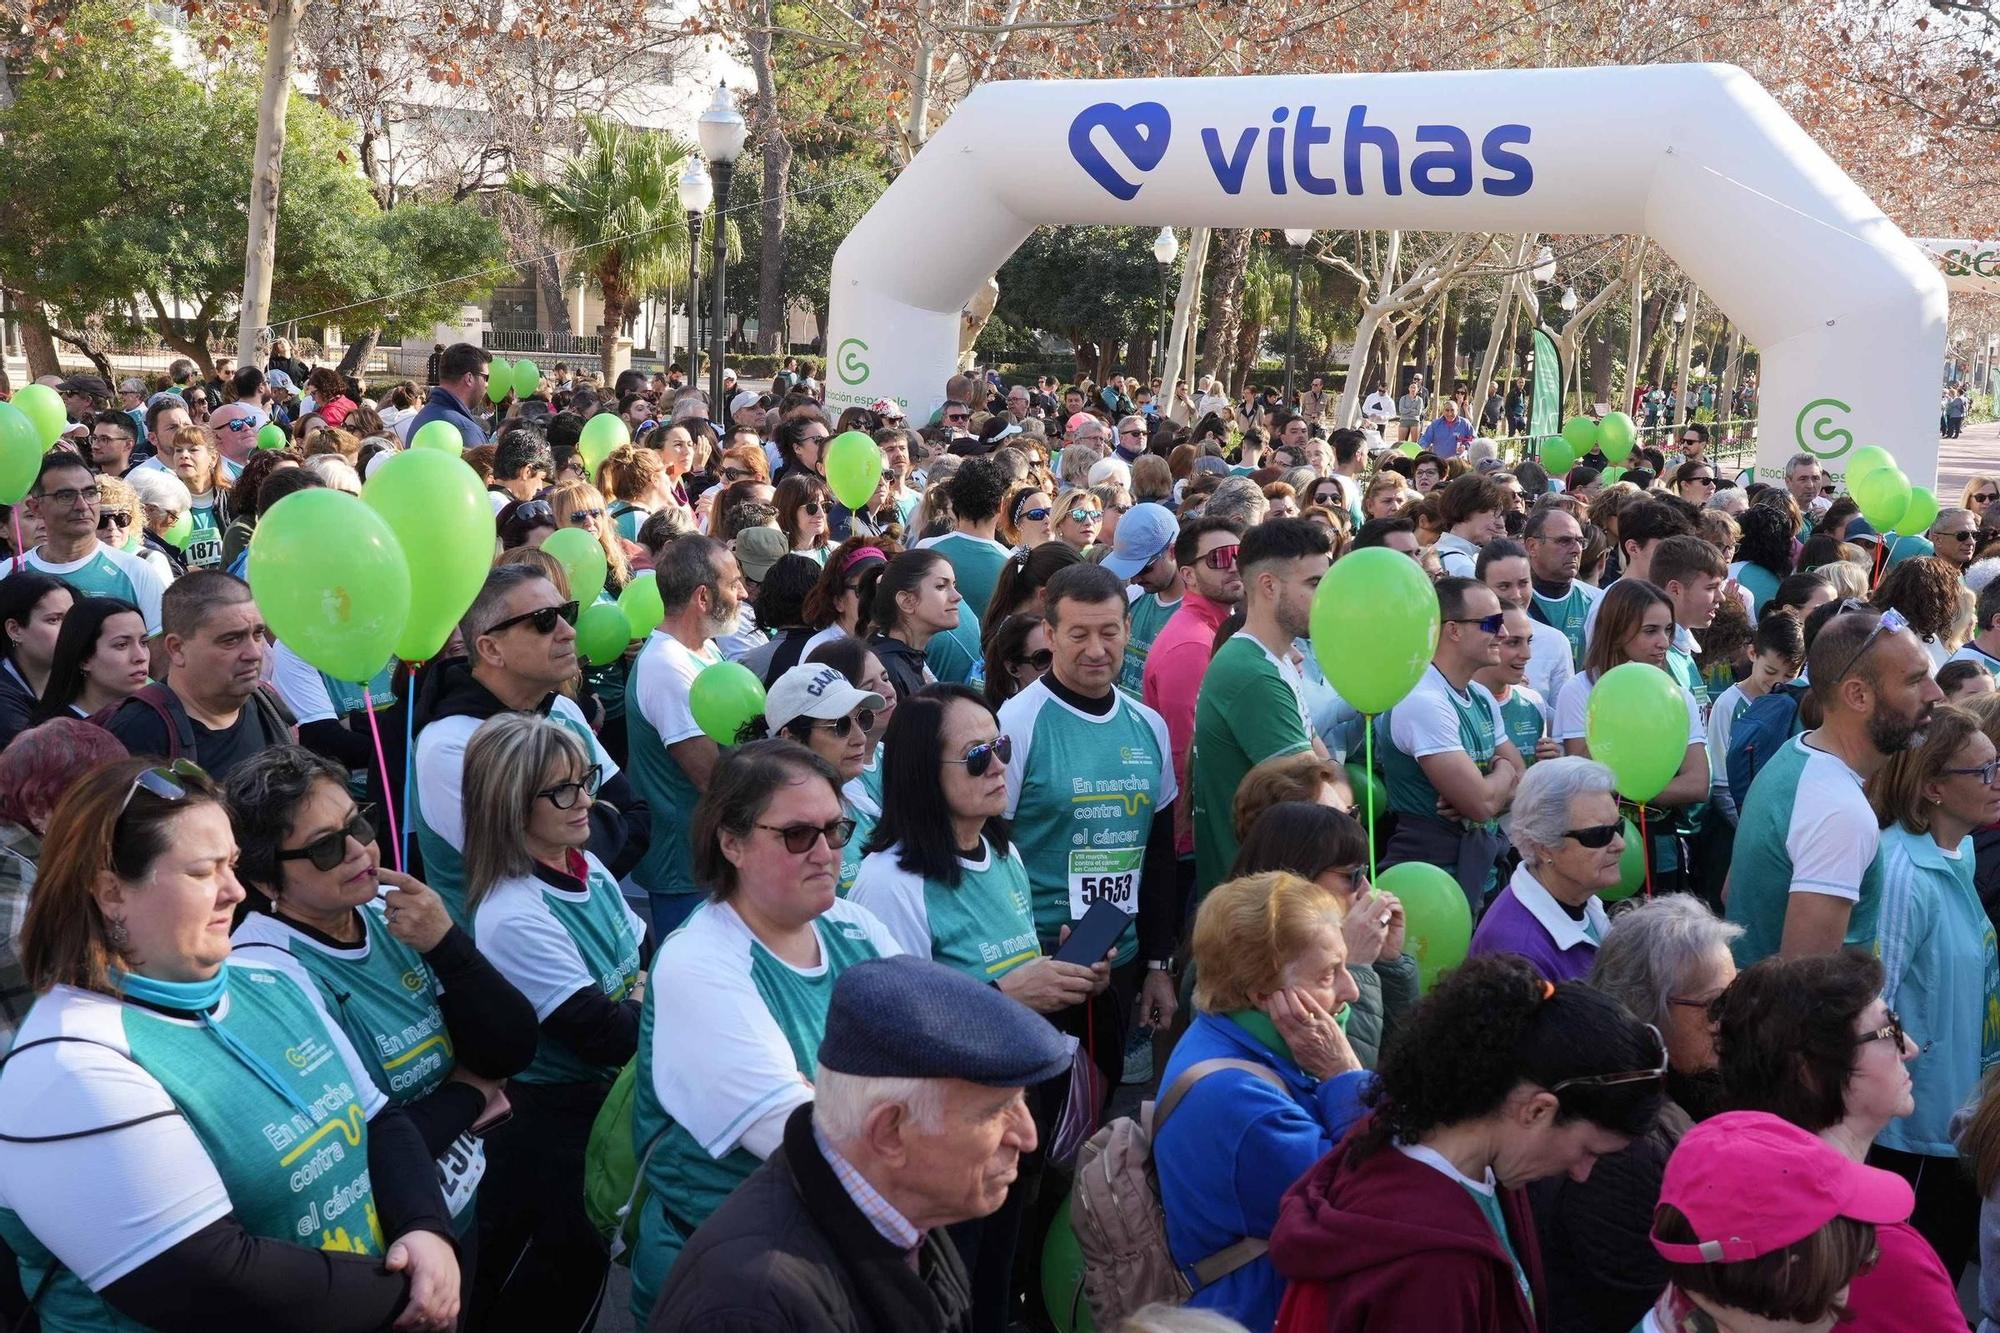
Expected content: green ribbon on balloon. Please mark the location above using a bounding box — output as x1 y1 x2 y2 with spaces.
690 660 766 745
248 489 411 682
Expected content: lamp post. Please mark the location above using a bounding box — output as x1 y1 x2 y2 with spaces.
1282 229 1312 406
697 83 746 416
1151 227 1178 385
676 157 711 394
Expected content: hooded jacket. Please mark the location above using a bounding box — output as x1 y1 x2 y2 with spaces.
1270 1117 1545 1333
867 631 933 706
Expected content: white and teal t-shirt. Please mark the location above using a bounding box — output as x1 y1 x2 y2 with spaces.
1553 670 1705 751
231 905 484 1224
1528 581 1601 670
267 642 398 797
851 837 1040 980
0 962 388 1332
628 898 901 1310
1119 588 1181 700
917 531 1011 622
472 849 644 1085
411 693 611 927
1725 734 1883 965
183 493 224 570
1380 667 1507 822
838 754 883 898
998 679 1176 965
626 632 723 900
0 545 166 636
1948 641 2000 674
1492 684 1548 764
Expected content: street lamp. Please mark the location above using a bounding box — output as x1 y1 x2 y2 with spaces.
1282 229 1313 405
676 157 712 393
1559 285 1578 314
696 82 746 414
1672 300 1688 324
1152 227 1178 385
1532 245 1557 284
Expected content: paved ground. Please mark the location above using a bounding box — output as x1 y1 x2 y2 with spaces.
1936 419 2000 502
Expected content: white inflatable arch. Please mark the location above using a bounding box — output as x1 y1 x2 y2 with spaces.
826 64 1945 486
1914 239 2000 298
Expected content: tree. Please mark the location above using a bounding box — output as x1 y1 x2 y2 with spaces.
992 225 1177 378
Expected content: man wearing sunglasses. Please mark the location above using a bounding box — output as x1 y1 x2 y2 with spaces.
1142 516 1247 861
414 566 647 924
408 342 493 448
1926 506 1980 571
1728 605 1942 965
0 453 167 638
1375 577 1527 912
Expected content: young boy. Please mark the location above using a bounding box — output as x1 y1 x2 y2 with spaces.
1705 608 1806 824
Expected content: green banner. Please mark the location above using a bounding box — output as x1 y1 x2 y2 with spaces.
1529 327 1564 440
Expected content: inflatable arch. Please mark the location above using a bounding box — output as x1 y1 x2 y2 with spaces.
826 64 1946 486
1914 239 2000 297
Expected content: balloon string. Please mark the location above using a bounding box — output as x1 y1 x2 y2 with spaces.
8 508 20 562
1364 718 1378 883
362 685 404 873
1639 805 1653 899
401 662 420 873
1873 535 1889 589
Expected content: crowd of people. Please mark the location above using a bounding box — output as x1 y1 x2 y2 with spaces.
0 341 1996 1333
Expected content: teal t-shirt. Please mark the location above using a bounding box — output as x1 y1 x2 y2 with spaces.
1529 583 1596 669
850 838 1041 980
1726 735 1884 965
1120 590 1181 700
1495 686 1547 765
926 607 984 686
183 494 225 570
925 532 1011 621
611 502 649 543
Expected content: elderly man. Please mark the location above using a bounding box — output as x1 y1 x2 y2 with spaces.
1929 506 1980 570
652 955 1067 1333
1783 451 1824 516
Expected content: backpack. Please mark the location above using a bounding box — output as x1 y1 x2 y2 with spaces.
90 681 297 761
1064 1057 1288 1329
1725 679 1810 812
584 1055 669 1264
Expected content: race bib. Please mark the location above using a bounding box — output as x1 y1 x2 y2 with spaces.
1068 847 1141 919
435 1132 487 1217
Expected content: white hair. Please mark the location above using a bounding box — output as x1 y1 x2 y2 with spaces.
812 1066 946 1143
1464 438 1498 467
304 455 361 495
1965 557 2000 598
126 467 192 515
1704 488 1748 517
1589 895 1742 1031
1505 755 1618 859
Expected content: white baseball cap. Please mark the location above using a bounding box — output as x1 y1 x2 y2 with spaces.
764 664 886 734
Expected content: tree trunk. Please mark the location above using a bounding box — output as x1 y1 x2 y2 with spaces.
1441 300 1460 390
16 306 59 380
1160 228 1209 402
598 277 625 380
237 0 305 366
337 328 380 378
1200 229 1251 393
747 7 791 358
1235 318 1260 390
537 256 571 336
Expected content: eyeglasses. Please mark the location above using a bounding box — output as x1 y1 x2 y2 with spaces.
1825 601 1910 685
1856 1008 1919 1052
1200 543 1239 571
1946 757 2000 785
943 412 971 423
944 734 1012 778
721 467 754 482
755 817 858 853
276 808 378 872
801 501 826 516
1564 822 1623 849
568 508 605 525
1549 1023 1669 1093
1012 649 1054 672
485 600 580 636
1119 428 1145 438
36 485 101 507
1939 529 1979 542
1018 506 1052 523
1681 435 1703 445
1447 613 1506 635
1066 508 1103 524
1666 988 1729 1012
537 764 603 810
804 709 875 739
97 511 133 531
118 759 207 820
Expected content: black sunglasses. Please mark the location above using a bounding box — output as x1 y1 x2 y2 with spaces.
97 510 133 531
944 734 1012 778
276 807 378 872
537 764 603 810
755 817 858 853
804 709 875 739
1012 649 1054 673
486 600 580 636
1448 613 1506 635
1565 822 1622 849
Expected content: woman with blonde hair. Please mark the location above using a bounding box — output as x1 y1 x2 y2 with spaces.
547 479 632 596
1962 472 2000 523
165 423 231 569
301 426 362 463
598 443 677 542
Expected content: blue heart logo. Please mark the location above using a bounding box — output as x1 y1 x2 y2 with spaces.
1068 102 1172 201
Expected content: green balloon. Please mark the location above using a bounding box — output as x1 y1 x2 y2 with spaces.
575 602 634 667
1309 547 1439 713
824 430 884 511
164 509 192 547
248 489 410 682
1346 760 1388 828
360 449 497 661
1597 411 1637 463
689 659 767 745
1899 485 1941 536
578 413 630 478
619 571 664 639
1600 466 1626 485
0 401 39 504
11 383 66 448
1843 445 1895 486
512 359 541 400
1539 435 1576 476
1397 441 1419 458
410 420 463 453
1561 415 1598 455
1585 662 1690 803
1604 817 1646 903
486 357 513 404
256 423 287 451
1377 861 1470 993
1854 465 1912 531
542 527 609 607
1041 1196 1095 1333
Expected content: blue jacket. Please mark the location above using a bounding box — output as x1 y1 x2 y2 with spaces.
1153 1012 1372 1333
409 385 488 447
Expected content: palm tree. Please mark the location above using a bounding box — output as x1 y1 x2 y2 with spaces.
516 116 700 381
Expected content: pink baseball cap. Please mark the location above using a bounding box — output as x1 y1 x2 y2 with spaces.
1651 1111 1912 1264
1065 411 1097 433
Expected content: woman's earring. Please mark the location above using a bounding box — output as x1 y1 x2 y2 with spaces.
102 915 130 953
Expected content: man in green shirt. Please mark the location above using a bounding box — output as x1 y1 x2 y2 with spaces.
918 458 1011 620
1191 518 1333 899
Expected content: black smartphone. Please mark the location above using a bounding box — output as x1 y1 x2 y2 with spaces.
1052 899 1132 967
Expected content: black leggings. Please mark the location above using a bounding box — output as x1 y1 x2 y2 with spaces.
467 1079 612 1333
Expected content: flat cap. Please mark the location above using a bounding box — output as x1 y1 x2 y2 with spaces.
819 955 1071 1087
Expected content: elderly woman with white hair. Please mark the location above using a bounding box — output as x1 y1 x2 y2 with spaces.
1532 894 1742 1333
125 464 194 577
1468 756 1625 982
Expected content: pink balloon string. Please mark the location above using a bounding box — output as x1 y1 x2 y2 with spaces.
1639 805 1653 899
9 507 21 562
361 685 404 873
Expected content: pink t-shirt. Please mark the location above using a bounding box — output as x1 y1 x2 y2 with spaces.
1843 1219 1962 1331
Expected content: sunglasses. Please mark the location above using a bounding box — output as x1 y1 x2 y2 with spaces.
1974 492 1998 504
1947 757 2000 785
486 600 580 636
1066 508 1103 524
97 510 133 531
1119 428 1145 439
1448 613 1506 635
1012 649 1054 672
1856 1008 1920 1053
1825 601 1910 685
212 417 255 433
537 764 603 810
1200 543 1240 571
721 466 755 482
511 500 555 525
277 807 378 872
944 734 1012 778
119 759 208 820
1565 822 1623 849
1549 1022 1669 1092
1683 475 1715 486
803 709 876 739
568 508 605 525
801 501 825 516
943 412 970 423
756 817 858 853
1017 505 1052 524
1940 529 1979 542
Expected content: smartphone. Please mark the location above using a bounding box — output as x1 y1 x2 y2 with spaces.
1053 899 1132 967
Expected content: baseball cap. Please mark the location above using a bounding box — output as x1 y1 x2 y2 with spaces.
265 369 297 393
1065 412 1098 435
1651 1111 1912 1265
764 663 886 734
729 390 763 417
1101 502 1179 580
1194 456 1231 476
868 397 904 419
733 525 790 583
722 366 738 382
56 375 110 399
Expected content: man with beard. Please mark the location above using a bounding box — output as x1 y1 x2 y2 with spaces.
1726 605 1943 965
628 534 748 932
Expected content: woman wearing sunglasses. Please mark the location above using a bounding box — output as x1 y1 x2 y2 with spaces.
0 759 463 1331
1052 495 1102 551
1468 757 1625 982
1715 952 1964 1330
761 662 885 894
1861 704 2000 1278
460 713 646 1329
547 480 633 599
773 473 833 566
982 613 1050 709
798 536 896 660
1672 460 1718 505
1962 473 2000 523
226 747 536 1244
33 596 150 726
627 740 902 1324
1269 953 1666 1332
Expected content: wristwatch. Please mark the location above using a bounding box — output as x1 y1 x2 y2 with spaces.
1145 958 1174 972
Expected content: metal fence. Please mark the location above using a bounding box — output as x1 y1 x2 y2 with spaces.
486 329 605 357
